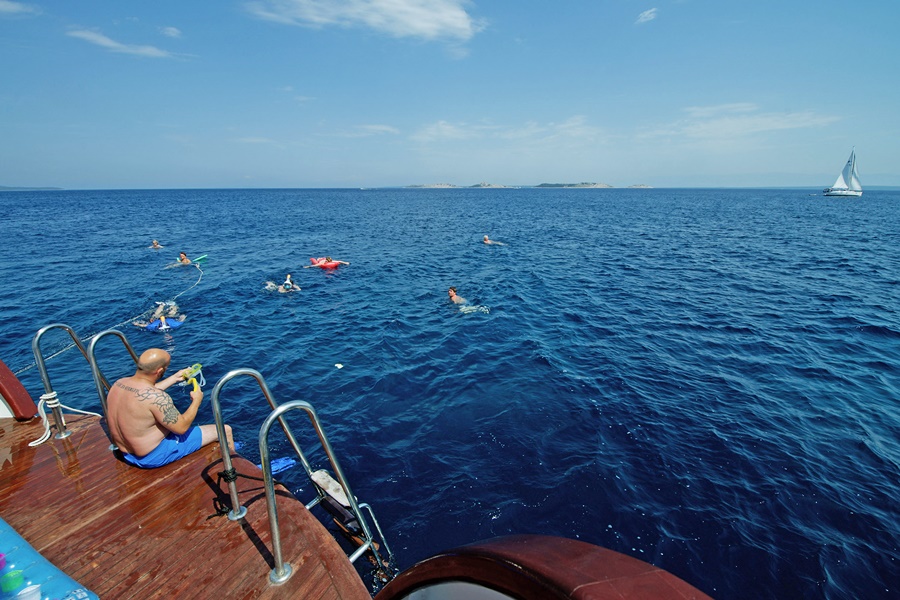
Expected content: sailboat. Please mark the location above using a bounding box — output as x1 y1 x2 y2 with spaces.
824 149 863 197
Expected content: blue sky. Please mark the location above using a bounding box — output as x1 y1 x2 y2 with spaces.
2 0 898 189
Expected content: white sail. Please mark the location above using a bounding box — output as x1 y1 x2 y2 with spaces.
831 171 848 190
846 151 862 191
824 149 862 197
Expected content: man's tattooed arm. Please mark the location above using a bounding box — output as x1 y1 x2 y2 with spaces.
138 388 181 425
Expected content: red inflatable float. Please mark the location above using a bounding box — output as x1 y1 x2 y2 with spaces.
0 359 37 421
309 257 345 270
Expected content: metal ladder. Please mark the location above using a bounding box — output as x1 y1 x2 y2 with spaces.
210 368 395 586
30 323 116 441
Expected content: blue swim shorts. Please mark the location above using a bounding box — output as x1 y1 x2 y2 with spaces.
123 426 203 469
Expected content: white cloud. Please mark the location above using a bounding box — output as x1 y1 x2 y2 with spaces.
0 1 40 15
412 116 605 144
636 8 657 25
245 0 485 42
160 26 182 38
643 104 840 140
411 120 483 142
235 137 279 144
359 124 400 135
333 124 401 138
67 29 175 58
683 103 758 119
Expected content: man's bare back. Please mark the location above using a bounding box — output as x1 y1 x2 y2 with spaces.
107 376 183 456
107 348 232 467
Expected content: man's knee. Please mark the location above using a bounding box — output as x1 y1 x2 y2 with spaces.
198 423 234 452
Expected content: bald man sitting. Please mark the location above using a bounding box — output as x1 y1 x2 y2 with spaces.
107 348 233 469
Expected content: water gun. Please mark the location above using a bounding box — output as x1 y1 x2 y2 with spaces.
180 363 204 393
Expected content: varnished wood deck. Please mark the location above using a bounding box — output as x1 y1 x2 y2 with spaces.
0 415 371 600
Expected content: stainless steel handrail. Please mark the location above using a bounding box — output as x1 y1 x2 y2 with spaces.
31 323 110 440
209 368 297 521
210 369 393 581
257 399 384 584
85 329 139 418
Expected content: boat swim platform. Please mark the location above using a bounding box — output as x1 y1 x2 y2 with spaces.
0 414 371 600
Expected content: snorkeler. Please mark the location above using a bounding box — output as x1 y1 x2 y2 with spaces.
264 274 300 293
280 274 300 292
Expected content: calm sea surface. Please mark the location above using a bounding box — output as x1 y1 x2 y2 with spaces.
1 188 898 598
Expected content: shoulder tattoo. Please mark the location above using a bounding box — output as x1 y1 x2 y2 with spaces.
116 382 180 425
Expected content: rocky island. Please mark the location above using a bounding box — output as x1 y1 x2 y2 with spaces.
535 182 613 188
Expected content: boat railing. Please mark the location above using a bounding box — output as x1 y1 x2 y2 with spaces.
31 323 113 440
210 368 395 585
84 329 141 450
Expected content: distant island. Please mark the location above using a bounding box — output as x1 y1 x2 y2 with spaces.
0 186 63 191
407 182 653 189
535 182 612 188
407 182 514 189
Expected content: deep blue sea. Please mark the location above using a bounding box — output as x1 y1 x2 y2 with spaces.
1 188 898 599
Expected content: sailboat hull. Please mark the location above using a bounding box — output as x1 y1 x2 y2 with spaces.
823 189 863 197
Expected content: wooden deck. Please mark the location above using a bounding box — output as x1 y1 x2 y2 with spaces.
0 415 371 600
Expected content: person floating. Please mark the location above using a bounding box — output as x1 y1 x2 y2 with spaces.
448 287 467 304
306 256 350 269
150 239 164 249
483 235 506 246
133 314 186 332
179 252 191 264
106 348 233 469
133 302 186 331
152 301 180 319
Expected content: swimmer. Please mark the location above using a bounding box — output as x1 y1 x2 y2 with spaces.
448 287 467 305
280 274 300 292
483 235 506 246
305 256 350 268
264 274 300 293
151 301 180 319
134 301 185 330
133 314 187 331
179 252 191 264
150 239 164 249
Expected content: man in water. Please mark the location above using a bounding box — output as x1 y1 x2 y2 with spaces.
448 287 467 304
132 302 185 330
150 239 163 249
178 252 191 264
107 348 233 468
483 235 505 245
